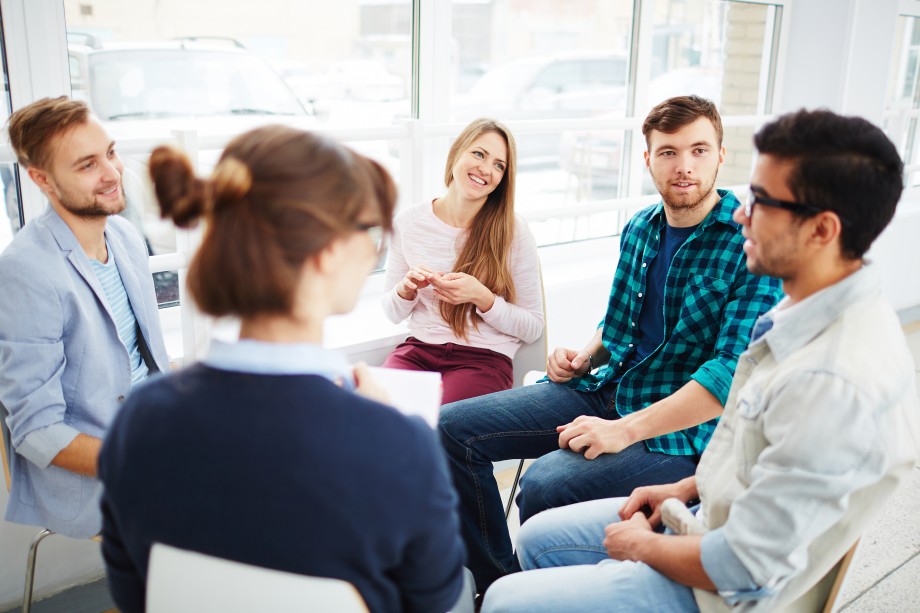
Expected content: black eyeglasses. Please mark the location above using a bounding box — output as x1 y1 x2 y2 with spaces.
354 223 388 254
743 188 849 225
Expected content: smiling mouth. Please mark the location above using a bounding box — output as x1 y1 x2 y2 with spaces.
97 185 120 197
673 181 695 188
468 173 486 186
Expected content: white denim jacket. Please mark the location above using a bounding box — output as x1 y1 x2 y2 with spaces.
692 264 920 612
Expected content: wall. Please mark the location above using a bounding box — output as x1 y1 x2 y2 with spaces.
870 202 920 310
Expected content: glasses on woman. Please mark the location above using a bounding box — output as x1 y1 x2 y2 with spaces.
743 188 850 225
354 223 387 254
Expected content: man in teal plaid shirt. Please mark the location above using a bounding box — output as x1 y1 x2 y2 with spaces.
439 95 783 595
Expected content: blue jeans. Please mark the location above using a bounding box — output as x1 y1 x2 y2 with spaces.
438 382 699 593
481 498 699 612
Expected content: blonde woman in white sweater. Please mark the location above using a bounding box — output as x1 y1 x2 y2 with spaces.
381 118 544 404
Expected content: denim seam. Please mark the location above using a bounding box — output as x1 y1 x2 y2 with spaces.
532 544 608 566
462 429 558 446
465 444 511 576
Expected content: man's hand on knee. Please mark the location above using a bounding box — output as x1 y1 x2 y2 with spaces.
556 416 635 459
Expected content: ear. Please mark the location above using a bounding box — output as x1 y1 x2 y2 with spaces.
718 145 726 166
313 236 346 276
27 166 53 193
643 150 650 169
808 211 844 250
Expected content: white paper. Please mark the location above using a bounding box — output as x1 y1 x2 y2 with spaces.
366 367 442 428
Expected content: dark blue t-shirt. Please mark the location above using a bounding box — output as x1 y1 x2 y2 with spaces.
617 221 698 377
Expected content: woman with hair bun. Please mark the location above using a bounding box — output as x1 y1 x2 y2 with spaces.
97 125 471 613
381 118 544 404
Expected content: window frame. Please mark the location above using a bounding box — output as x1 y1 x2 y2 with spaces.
1 0 790 363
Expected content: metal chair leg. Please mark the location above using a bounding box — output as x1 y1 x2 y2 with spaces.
22 528 54 613
504 459 526 520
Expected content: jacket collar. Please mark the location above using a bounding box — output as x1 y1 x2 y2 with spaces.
760 264 880 362
39 205 117 323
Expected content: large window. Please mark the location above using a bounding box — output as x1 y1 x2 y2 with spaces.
64 0 411 128
0 0 788 361
60 0 781 250
433 0 782 246
0 9 18 254
886 13 920 187
649 1 779 188
444 1 634 246
63 0 414 311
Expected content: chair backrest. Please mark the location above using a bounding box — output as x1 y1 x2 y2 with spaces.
0 400 12 492
512 262 548 388
146 543 369 613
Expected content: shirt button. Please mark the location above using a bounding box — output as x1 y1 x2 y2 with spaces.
618 362 623 367
629 343 634 348
117 395 125 402
630 322 635 327
638 292 643 298
642 263 647 268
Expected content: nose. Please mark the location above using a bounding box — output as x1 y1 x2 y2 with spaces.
676 151 693 175
101 157 122 183
732 203 748 225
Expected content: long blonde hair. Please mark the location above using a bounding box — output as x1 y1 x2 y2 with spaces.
441 118 517 339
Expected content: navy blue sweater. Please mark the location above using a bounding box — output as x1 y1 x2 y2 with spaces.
99 365 466 612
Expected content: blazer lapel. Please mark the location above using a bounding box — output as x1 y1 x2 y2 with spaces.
43 207 117 323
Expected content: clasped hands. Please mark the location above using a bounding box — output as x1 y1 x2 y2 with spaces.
604 481 695 561
397 265 494 311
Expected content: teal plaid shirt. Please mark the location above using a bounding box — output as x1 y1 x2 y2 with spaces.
567 190 783 456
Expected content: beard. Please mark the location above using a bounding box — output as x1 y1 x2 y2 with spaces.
745 235 801 280
649 166 720 215
54 183 126 219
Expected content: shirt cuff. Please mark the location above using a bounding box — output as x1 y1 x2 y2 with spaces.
701 528 773 604
690 359 734 405
17 422 81 468
381 289 419 323
477 295 506 321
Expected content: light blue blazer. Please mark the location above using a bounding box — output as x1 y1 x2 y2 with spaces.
0 206 169 538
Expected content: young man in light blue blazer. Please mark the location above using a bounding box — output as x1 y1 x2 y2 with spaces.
0 97 169 538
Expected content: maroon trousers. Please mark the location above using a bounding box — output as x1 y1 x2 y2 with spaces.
382 337 514 405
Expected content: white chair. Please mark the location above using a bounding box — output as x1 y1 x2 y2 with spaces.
146 542 369 613
503 267 549 519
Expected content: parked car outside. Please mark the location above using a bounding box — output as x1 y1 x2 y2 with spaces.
559 65 724 198
66 36 317 304
452 50 629 165
69 37 309 122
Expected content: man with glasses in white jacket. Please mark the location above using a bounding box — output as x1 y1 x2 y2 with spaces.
482 109 920 612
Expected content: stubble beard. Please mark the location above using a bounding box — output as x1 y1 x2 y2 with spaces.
56 184 126 219
746 236 799 281
660 176 718 216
